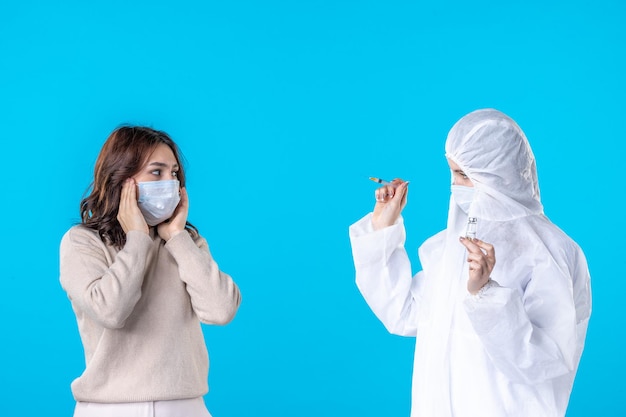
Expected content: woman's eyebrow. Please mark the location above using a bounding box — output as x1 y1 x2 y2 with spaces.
147 162 179 168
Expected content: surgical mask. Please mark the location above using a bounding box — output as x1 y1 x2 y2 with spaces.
137 180 181 226
451 185 475 213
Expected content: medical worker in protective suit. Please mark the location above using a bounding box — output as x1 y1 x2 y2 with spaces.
349 109 591 417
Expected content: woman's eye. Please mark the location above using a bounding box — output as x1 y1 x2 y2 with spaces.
172 171 179 178
151 170 161 176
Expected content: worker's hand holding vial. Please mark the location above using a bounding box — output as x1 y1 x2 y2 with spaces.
459 236 496 294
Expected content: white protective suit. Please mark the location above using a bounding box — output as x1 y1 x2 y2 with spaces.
349 109 591 417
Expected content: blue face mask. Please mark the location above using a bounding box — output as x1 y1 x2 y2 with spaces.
137 180 181 226
451 185 475 213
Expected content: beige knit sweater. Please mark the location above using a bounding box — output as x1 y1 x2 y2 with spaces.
60 226 241 402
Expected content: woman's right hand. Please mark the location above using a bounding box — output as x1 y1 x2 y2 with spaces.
372 179 409 230
117 178 149 235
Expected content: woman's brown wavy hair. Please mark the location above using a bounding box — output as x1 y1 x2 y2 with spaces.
80 126 197 248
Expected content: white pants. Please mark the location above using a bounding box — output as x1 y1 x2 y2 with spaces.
73 397 212 417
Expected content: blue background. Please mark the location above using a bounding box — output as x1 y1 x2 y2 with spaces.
1 1 623 416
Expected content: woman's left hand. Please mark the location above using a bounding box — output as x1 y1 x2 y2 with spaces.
459 237 496 294
158 187 189 241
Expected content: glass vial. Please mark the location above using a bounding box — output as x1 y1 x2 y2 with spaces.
466 217 478 239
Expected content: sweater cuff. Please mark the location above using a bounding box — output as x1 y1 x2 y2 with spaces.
125 230 154 252
164 230 206 259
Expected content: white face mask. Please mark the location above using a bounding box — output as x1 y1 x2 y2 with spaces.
451 185 475 213
137 180 181 226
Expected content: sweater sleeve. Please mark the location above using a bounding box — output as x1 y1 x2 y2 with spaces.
463 248 591 385
164 231 241 325
349 213 423 337
59 227 154 329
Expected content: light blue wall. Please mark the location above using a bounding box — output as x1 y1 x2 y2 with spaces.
1 1 622 415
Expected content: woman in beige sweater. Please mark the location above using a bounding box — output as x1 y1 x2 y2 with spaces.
60 126 241 417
